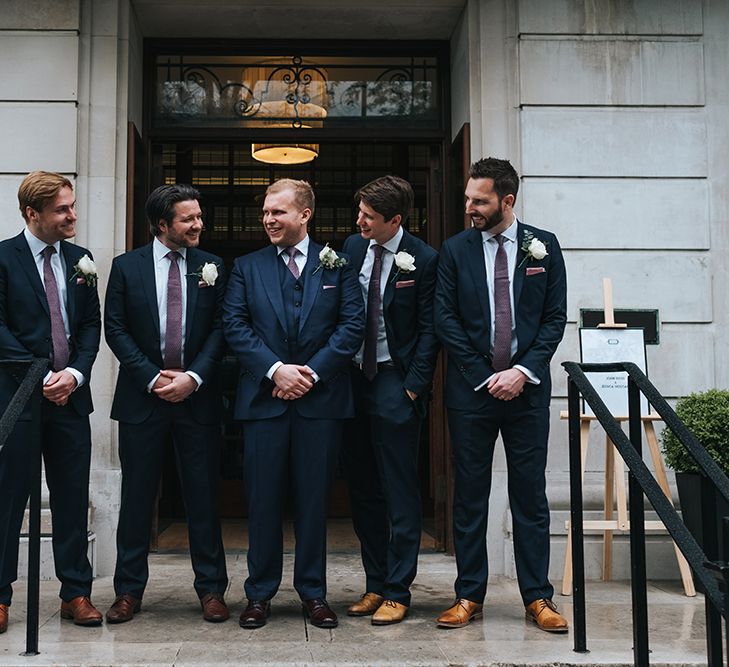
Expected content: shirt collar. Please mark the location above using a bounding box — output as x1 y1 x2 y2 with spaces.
24 227 61 257
276 234 310 257
482 218 519 244
369 225 403 255
153 236 187 262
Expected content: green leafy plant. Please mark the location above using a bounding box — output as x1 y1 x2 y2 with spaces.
661 389 729 476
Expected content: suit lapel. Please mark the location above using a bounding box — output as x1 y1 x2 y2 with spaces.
139 244 161 335
514 222 527 305
13 233 50 317
466 227 491 326
299 241 323 332
383 230 409 311
260 245 287 332
185 248 199 340
60 241 77 326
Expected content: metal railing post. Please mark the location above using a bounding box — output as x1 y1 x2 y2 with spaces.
567 376 588 653
702 475 723 666
627 377 649 666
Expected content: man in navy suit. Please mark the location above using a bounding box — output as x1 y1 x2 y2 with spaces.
104 184 229 624
0 172 102 631
434 158 568 633
342 176 439 624
223 179 364 629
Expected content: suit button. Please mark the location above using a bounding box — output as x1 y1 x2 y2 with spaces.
295 302 301 307
283 338 288 343
294 284 301 291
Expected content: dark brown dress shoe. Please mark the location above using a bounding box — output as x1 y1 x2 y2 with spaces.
0 603 8 634
239 600 270 628
201 592 229 623
302 598 338 628
60 596 103 626
106 594 141 624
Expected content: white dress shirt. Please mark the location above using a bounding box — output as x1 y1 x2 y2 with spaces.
23 227 84 388
353 226 403 365
475 220 539 390
147 237 202 391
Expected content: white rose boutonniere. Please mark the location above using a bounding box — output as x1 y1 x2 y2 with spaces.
518 231 548 267
390 250 416 283
313 243 348 274
187 262 219 287
70 254 98 287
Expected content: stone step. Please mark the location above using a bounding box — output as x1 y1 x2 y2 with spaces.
17 532 97 581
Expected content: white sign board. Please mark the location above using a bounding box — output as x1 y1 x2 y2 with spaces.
579 328 649 417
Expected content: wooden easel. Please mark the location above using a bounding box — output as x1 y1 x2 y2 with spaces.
561 279 695 597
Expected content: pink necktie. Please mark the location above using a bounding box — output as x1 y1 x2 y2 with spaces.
492 235 512 372
285 246 300 279
42 246 69 371
164 251 183 369
363 244 384 381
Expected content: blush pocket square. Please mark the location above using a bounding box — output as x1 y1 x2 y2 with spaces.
322 284 337 290
76 277 86 285
526 267 545 276
198 281 210 288
395 279 415 288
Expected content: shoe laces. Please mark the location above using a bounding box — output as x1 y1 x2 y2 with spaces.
383 600 398 609
533 598 558 615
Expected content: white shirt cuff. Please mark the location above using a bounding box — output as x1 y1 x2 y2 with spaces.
146 372 161 393
514 364 540 385
186 370 203 390
65 367 85 390
474 374 495 392
266 361 283 380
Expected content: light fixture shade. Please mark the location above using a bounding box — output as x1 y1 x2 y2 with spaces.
251 143 319 165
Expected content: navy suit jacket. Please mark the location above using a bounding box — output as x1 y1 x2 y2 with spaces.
435 223 567 410
342 229 440 398
223 241 365 421
104 243 227 425
0 232 100 418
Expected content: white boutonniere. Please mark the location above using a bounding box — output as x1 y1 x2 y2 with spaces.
390 250 416 283
187 262 219 287
313 243 348 274
70 254 98 287
518 231 548 268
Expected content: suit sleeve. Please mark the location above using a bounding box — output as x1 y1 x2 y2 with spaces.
0 258 34 360
104 258 161 390
403 248 440 396
69 251 101 379
305 259 365 382
434 239 494 388
222 258 280 382
515 234 567 378
185 262 227 382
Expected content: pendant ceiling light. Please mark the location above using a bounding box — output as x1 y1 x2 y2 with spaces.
251 143 319 164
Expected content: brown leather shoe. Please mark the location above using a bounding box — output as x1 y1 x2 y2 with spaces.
436 598 483 628
201 592 229 623
302 598 338 628
525 598 569 633
0 604 7 634
59 596 102 626
106 594 141 624
239 600 270 628
372 599 408 625
347 592 384 617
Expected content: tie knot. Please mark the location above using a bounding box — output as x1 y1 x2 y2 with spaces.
372 244 384 258
494 234 505 247
167 250 180 264
285 246 298 259
42 245 56 259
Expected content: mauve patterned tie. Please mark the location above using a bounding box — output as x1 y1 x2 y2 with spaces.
42 246 69 371
164 250 183 369
492 234 512 372
285 246 300 279
363 244 384 381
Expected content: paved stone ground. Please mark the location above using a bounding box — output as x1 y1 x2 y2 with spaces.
0 552 709 666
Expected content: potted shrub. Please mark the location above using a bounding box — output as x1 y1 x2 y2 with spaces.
661 389 729 573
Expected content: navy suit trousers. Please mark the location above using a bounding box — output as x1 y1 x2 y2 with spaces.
0 401 92 605
242 410 341 601
448 393 554 606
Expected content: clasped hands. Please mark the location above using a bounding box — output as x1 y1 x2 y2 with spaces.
271 364 316 401
486 368 527 401
43 370 77 406
153 369 197 403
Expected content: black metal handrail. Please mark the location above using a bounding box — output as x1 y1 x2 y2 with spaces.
563 360 729 666
0 359 48 656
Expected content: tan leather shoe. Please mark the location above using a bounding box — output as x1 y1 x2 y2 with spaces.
436 598 483 628
371 599 408 625
347 592 384 617
0 603 7 634
106 594 141 624
60 596 103 626
525 598 569 633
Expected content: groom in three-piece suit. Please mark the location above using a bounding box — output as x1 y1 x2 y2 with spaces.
342 176 439 625
104 184 229 624
0 172 102 632
223 179 364 630
434 158 569 633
